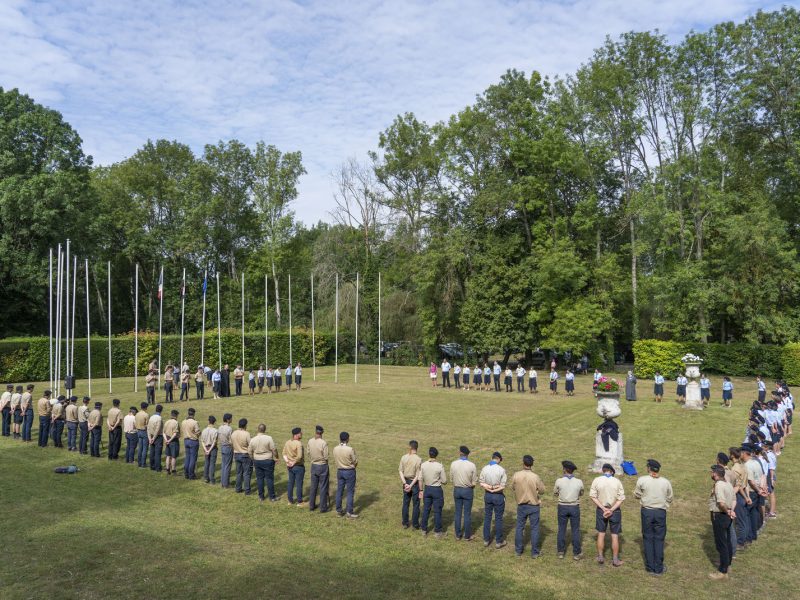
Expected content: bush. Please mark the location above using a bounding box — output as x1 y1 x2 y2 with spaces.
632 340 689 379
781 343 800 385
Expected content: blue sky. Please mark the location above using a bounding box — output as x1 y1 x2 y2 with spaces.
0 0 788 224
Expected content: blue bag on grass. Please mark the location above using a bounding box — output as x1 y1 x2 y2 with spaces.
621 461 637 476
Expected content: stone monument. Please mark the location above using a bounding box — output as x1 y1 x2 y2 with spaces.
682 354 704 411
591 383 624 473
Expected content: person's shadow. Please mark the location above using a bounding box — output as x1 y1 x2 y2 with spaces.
356 490 380 513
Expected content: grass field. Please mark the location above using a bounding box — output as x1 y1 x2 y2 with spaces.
0 366 795 600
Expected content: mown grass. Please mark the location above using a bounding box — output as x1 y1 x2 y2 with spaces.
0 366 794 599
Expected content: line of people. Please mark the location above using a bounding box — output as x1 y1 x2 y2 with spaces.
433 360 576 396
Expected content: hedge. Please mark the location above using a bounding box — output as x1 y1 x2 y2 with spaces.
0 328 352 382
633 339 786 381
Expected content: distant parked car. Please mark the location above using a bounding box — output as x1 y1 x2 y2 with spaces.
438 342 464 359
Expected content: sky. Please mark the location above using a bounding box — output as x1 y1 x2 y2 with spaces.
0 0 790 224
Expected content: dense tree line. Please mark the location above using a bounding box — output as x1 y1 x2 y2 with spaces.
1 8 798 363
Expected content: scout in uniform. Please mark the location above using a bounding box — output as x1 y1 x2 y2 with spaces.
10 386 23 439
147 404 164 471
20 385 35 442
589 463 625 566
37 391 52 447
399 440 422 529
721 376 734 407
307 425 330 511
462 365 470 391
472 364 481 390
441 359 451 388
0 384 12 437
163 409 180 475
483 364 491 391
653 371 664 402
201 415 219 484
283 427 305 505
212 369 221 399
516 364 526 392
77 396 90 454
294 363 302 389
504 366 513 392
106 398 123 460
50 394 65 447
633 459 673 575
420 447 447 537
145 369 157 404
195 366 206 399
727 447 751 548
123 406 137 462
274 366 282 392
179 368 190 401
492 361 501 392
233 365 244 396
549 369 559 395
266 367 273 393
449 446 477 540
553 460 583 559
479 452 507 548
231 418 252 494
333 432 359 518
565 369 575 396
181 407 201 479
676 374 687 404
528 367 538 394
135 403 149 468
511 455 545 557
248 370 256 395
453 363 461 389
700 374 711 405
256 366 265 393
87 402 103 457
218 413 234 488
164 365 174 403
65 397 79 451
708 465 736 580
285 364 293 391
249 423 278 501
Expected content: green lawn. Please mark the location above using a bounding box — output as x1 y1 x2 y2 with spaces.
0 366 794 599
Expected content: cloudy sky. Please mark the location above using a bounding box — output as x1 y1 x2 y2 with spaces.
0 0 786 224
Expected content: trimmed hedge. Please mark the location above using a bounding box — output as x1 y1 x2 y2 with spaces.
0 328 350 382
633 339 785 380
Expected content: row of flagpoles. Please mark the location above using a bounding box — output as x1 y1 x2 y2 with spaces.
48 242 383 397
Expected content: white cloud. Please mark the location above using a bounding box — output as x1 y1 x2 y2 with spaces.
0 0 786 223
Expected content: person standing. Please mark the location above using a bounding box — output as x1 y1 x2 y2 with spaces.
722 377 734 408
0 384 12 437
285 364 293 391
516 364 526 393
589 463 625 566
274 366 282 392
257 366 265 394
232 418 252 494
625 371 637 402
480 451 508 549
554 460 583 560
708 465 736 581
265 367 273 393
201 415 219 485
676 374 687 404
399 440 422 530
565 369 575 396
333 431 359 518
181 407 201 480
163 409 180 475
10 386 23 440
528 367 538 394
106 398 123 460
18 384 33 440
512 454 545 558
700 373 711 406
50 394 65 447
77 396 90 454
653 371 664 403
504 366 513 392
87 401 103 458
179 368 190 401
462 365 470 391
633 459 673 575
307 425 330 512
233 365 244 396
493 361 501 392
135 402 149 467
294 363 303 390
757 375 766 403
249 423 279 502
20 385 35 443
195 366 205 399
728 447 751 549
64 396 79 451
473 364 482 390
429 362 437 388
549 369 559 395
212 369 221 399
593 369 602 393
147 404 164 471
123 406 137 463
218 413 234 488
453 363 461 389
283 427 305 506
248 370 257 396
420 446 447 538
483 364 491 392
742 445 765 541
164 364 174 403
220 364 231 397
450 446 477 541
145 369 156 405
37 390 52 447
441 359 451 388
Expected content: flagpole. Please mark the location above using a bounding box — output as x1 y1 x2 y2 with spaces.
55 245 62 396
201 269 207 368
65 239 70 383
134 263 139 393
335 273 339 384
355 272 359 384
311 272 316 381
107 260 112 393
241 272 245 369
180 267 186 370
216 272 222 370
157 265 163 391
264 274 268 370
85 259 92 397
378 271 381 384
71 256 77 380
288 273 292 366
49 248 53 392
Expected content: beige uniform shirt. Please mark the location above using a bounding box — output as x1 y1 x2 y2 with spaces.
231 429 251 453
553 476 584 505
65 404 79 423
134 411 149 430
511 470 545 505
730 462 747 492
709 480 736 513
123 414 136 434
147 414 163 438
249 433 277 460
180 418 200 441
0 391 10 410
37 397 52 417
234 368 244 380
218 424 233 448
10 393 21 410
449 459 478 488
20 392 32 411
332 443 358 469
164 369 174 382
589 475 626 508
163 419 179 441
78 405 89 423
634 475 673 510
283 439 304 466
88 409 102 428
51 402 64 419
479 463 507 488
195 371 205 383
723 466 737 488
420 460 447 487
400 453 422 481
307 437 329 465
181 372 190 384
107 407 122 429
146 372 156 387
200 426 218 450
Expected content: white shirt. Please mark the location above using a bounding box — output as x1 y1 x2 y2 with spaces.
654 375 664 384
257 369 264 378
294 366 302 376
454 365 461 374
248 372 255 381
550 371 559 381
493 364 501 375
593 372 602 381
484 367 491 376
285 367 292 376
441 361 451 373
516 367 525 377
123 414 137 434
758 381 766 392
528 369 537 378
479 462 507 487
700 378 710 388
566 372 575 381
212 372 221 383
677 376 688 386
463 367 470 375
504 369 512 377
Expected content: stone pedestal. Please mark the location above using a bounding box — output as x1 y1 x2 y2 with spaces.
591 430 624 474
683 363 703 411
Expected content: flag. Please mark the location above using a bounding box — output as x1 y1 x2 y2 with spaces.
202 274 207 296
157 269 163 300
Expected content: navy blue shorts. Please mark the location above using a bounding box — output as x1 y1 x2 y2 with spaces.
266 378 273 388
165 439 180 458
249 379 256 389
473 374 481 385
257 377 264 387
566 380 574 392
483 375 490 385
463 374 470 384
529 378 537 390
723 390 733 401
677 385 686 396
596 507 622 534
654 384 663 395
701 388 710 399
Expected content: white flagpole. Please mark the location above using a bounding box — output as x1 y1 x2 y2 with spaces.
107 260 112 393
378 271 381 384
288 274 293 366
264 275 268 369
55 245 62 395
85 259 92 397
311 272 316 381
180 267 186 370
65 239 70 381
71 255 77 379
201 269 207 368
134 263 139 393
157 265 163 390
335 273 339 384
49 248 53 391
216 272 222 370
241 272 245 369
355 272 359 384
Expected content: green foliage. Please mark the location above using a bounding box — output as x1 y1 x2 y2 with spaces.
780 343 800 386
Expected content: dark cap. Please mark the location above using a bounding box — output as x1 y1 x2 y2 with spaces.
292 427 301 435
646 459 661 472
492 451 502 460
315 425 324 433
459 445 470 456
94 402 102 408
741 444 754 453
602 463 615 474
561 460 577 472
716 452 729 465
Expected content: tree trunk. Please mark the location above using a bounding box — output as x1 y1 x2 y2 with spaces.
630 218 638 341
501 348 512 370
272 260 282 326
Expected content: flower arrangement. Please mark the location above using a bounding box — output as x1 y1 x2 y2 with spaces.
681 353 703 363
595 376 620 393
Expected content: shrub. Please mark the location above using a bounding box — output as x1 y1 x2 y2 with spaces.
781 343 800 385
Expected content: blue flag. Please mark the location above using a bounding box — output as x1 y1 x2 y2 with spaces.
202 274 207 295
